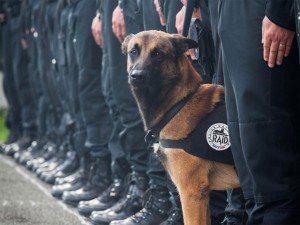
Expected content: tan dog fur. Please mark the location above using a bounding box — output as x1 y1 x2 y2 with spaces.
122 30 240 225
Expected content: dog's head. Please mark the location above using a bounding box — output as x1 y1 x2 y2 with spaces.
122 30 198 90
122 30 199 127
122 30 198 105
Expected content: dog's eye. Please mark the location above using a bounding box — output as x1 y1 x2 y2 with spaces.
151 48 163 60
129 48 138 57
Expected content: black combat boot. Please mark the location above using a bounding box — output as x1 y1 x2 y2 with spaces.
90 172 148 225
17 139 45 165
51 157 88 199
39 142 70 182
5 133 35 157
40 150 79 184
159 192 184 225
54 166 86 185
78 178 124 217
27 142 57 171
62 155 112 206
110 185 172 225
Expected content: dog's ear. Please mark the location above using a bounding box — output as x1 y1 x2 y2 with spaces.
122 34 135 55
169 34 198 56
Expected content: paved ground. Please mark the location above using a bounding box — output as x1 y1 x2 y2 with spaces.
0 154 92 225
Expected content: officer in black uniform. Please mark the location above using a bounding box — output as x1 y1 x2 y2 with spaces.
47 0 114 207
2 0 38 157
37 0 80 184
0 0 23 150
76 0 132 217
33 0 69 183
24 0 56 172
14 0 44 165
51 0 91 198
218 1 300 224
88 0 150 223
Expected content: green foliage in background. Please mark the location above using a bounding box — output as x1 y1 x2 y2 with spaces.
0 109 8 143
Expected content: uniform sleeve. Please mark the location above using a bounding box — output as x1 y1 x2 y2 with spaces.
265 0 295 31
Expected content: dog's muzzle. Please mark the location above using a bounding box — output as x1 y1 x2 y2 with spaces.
129 69 150 86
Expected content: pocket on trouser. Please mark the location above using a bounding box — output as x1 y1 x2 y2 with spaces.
263 209 300 225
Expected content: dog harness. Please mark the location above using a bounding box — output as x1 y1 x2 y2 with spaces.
145 84 234 165
160 99 234 165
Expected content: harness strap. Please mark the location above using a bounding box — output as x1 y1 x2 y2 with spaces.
145 82 201 143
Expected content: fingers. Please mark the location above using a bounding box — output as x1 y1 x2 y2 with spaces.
276 42 286 65
284 37 293 57
112 6 126 44
94 31 102 47
120 23 126 43
112 22 125 43
98 33 103 48
263 38 271 61
91 16 103 47
262 16 296 68
267 40 279 68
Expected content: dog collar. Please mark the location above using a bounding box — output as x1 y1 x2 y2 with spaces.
145 82 201 143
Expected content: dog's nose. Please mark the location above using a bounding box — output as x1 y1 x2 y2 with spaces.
130 69 149 83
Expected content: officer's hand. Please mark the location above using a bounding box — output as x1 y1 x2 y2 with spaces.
0 13 5 24
262 16 294 68
175 6 186 34
91 14 103 47
21 38 27 49
175 6 201 35
180 0 187 6
154 0 166 26
175 5 200 60
112 5 126 44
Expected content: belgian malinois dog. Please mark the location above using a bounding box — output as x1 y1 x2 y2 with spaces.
122 30 240 225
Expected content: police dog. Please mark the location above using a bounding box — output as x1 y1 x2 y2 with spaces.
122 30 240 225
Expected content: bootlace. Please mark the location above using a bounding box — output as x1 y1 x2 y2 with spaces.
128 188 170 223
111 195 134 212
111 182 143 212
98 179 123 202
131 208 153 223
164 209 183 225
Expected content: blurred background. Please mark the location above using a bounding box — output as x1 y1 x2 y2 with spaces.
0 70 9 143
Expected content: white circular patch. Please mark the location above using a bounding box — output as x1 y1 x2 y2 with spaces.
206 123 231 151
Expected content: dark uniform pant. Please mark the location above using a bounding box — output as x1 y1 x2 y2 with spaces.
122 0 168 187
218 1 300 224
100 0 148 175
72 0 112 157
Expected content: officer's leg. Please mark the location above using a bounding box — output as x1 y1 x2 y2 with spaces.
77 12 131 216
2 16 23 151
109 2 173 225
90 1 149 224
13 24 37 150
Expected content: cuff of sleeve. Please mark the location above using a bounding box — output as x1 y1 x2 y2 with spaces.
265 1 295 31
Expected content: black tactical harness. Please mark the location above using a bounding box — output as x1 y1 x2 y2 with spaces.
145 84 234 165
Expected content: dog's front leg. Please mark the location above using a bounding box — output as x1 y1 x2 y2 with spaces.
162 148 211 225
178 181 210 225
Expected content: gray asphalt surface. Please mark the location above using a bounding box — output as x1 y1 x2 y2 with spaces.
0 154 92 225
